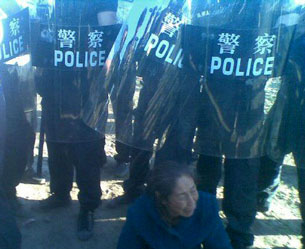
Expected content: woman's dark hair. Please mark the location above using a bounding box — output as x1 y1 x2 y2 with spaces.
146 161 195 202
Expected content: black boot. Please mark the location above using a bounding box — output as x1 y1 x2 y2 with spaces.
39 194 71 210
77 208 94 241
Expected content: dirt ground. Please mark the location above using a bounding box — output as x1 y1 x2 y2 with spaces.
15 132 303 249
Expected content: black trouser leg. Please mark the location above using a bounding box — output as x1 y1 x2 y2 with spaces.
294 152 305 246
0 190 21 249
196 155 222 195
112 68 135 164
114 96 133 163
114 141 131 163
72 140 102 211
24 110 37 172
122 73 163 199
99 136 107 166
155 123 193 166
224 158 260 247
47 142 73 200
257 155 282 210
1 122 35 199
123 148 152 199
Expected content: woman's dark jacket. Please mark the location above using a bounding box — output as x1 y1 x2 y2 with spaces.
117 191 232 249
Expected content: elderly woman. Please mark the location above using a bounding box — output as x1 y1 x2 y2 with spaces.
117 161 232 249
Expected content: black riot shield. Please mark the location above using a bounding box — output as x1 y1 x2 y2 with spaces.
182 0 302 159
83 0 198 153
0 7 30 64
31 0 122 143
0 1 36 126
0 62 36 191
291 15 305 168
0 1 36 184
265 11 305 165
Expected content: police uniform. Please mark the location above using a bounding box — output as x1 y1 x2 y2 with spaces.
289 42 305 246
184 1 298 248
0 188 21 249
260 16 305 245
0 3 36 204
0 80 5 175
37 0 118 211
0 76 20 249
112 0 195 202
0 64 36 201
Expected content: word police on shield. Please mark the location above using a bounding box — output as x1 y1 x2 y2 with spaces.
0 8 29 64
183 26 284 79
32 24 121 70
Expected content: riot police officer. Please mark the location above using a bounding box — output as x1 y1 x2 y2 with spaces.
260 11 305 246
0 1 36 213
0 58 22 249
183 1 300 248
35 0 118 241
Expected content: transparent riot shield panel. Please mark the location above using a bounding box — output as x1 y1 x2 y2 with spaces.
31 0 123 142
83 0 196 154
273 12 305 167
182 0 303 159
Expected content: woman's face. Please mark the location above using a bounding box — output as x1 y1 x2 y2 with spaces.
165 175 199 218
